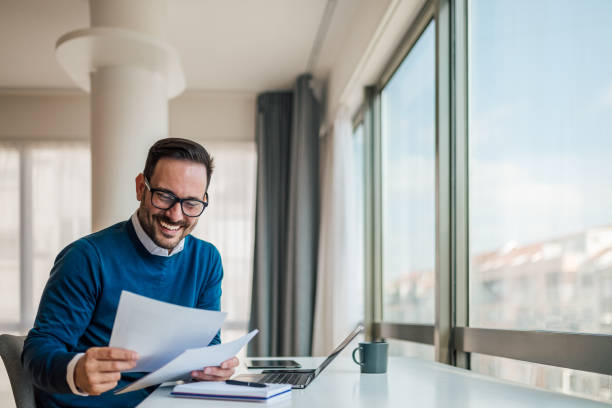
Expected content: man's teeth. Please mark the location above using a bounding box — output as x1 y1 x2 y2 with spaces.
160 220 180 231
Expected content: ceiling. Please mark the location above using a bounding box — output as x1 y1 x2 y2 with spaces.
0 0 359 92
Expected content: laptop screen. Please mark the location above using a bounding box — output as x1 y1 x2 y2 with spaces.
314 324 364 377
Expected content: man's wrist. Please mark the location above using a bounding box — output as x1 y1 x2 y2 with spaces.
66 353 88 396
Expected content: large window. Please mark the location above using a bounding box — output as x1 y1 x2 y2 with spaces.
0 142 91 408
468 0 612 334
0 142 91 332
362 0 612 403
0 145 20 327
381 20 436 325
190 143 256 357
467 0 612 402
31 145 92 316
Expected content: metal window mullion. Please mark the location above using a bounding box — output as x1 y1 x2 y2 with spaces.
435 0 452 365
371 91 383 330
451 0 470 369
375 322 435 345
19 145 34 333
363 86 380 341
351 102 365 131
456 327 612 376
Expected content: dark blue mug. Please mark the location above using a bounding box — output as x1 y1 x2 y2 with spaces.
352 341 388 373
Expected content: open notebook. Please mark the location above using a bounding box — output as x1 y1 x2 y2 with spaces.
171 381 292 403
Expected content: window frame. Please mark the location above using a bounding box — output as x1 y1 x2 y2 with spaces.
364 0 612 378
366 0 439 354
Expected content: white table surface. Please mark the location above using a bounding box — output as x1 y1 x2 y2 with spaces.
137 356 610 407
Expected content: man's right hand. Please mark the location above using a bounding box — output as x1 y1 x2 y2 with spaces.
74 347 139 395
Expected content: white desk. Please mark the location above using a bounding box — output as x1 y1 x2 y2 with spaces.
138 357 609 407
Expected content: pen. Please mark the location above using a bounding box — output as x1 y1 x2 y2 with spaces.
226 379 267 388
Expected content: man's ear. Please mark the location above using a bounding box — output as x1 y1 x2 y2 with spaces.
135 173 145 201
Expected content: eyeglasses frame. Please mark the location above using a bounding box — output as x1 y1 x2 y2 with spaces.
143 177 208 217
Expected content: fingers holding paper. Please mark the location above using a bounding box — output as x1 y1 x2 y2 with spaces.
191 356 239 381
74 347 139 395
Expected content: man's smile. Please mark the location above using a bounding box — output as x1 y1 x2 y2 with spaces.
159 219 181 231
157 218 185 239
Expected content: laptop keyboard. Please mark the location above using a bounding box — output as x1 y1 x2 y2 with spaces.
260 372 310 385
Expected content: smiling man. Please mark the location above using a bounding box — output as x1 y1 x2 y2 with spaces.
22 138 239 408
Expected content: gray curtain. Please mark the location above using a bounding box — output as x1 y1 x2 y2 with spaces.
249 74 321 356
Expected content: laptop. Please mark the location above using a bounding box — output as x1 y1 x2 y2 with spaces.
234 324 364 389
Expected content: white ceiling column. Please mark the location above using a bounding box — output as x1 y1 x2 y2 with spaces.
55 0 185 231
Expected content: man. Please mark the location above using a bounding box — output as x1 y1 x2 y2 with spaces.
22 138 239 407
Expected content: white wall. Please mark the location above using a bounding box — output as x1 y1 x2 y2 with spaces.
0 90 89 140
324 0 426 123
325 0 392 120
0 90 255 142
169 91 255 142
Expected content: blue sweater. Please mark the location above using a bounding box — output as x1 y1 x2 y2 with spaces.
22 219 223 408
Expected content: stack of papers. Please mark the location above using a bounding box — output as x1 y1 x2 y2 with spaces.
107 291 258 394
116 330 258 394
109 291 227 373
172 381 292 403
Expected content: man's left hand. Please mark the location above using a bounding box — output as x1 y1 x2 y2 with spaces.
190 356 239 381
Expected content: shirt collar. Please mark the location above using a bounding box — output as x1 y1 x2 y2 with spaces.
131 211 185 257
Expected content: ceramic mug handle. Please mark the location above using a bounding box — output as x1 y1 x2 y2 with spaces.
352 346 364 367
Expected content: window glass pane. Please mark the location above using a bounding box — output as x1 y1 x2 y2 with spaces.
31 143 91 318
469 0 612 333
472 353 612 403
387 339 434 361
192 143 256 360
0 145 20 325
381 21 436 324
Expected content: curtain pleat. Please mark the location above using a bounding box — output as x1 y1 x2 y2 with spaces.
248 74 320 356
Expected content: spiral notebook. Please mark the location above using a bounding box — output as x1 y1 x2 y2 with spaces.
171 381 292 403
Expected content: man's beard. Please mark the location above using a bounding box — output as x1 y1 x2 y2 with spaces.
138 205 189 250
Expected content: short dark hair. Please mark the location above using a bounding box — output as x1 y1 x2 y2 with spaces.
143 138 214 191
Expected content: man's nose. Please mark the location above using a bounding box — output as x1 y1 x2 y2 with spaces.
165 201 183 221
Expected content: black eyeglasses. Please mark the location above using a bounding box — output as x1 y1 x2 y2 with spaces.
144 178 208 217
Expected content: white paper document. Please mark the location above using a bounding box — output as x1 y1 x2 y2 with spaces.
109 291 227 372
116 329 258 395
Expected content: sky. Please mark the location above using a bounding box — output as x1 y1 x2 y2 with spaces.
469 0 612 253
382 21 435 278
380 0 612 283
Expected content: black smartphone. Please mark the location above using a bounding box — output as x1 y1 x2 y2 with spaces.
245 359 302 369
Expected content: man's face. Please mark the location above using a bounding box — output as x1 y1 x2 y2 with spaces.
135 158 208 250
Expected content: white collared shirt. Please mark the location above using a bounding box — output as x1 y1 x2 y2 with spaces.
130 211 185 256
66 212 185 394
